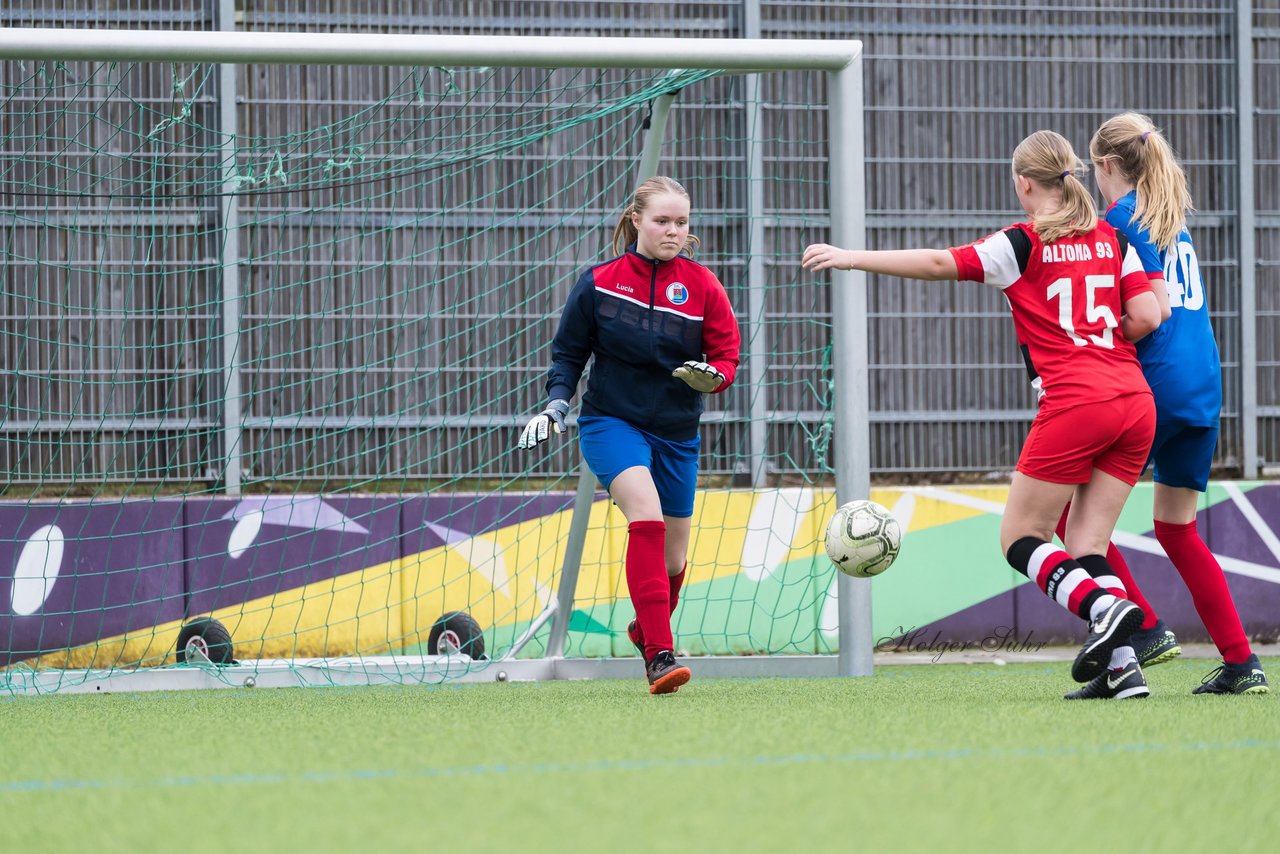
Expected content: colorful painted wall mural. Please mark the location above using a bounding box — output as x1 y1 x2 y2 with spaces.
2 484 1278 670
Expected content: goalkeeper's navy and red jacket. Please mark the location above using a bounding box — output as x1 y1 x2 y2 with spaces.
545 246 741 441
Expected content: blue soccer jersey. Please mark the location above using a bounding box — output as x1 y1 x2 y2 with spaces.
1106 192 1222 426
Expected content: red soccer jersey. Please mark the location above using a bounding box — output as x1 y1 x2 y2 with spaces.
949 222 1153 413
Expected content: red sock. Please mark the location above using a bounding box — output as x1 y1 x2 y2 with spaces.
626 520 671 660
668 564 686 614
1104 542 1159 630
1154 519 1251 663
1056 505 1159 629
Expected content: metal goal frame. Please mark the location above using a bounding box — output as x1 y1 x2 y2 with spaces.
0 26 870 693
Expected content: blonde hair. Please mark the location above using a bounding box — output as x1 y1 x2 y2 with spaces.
1011 130 1097 244
611 176 701 257
1089 112 1193 253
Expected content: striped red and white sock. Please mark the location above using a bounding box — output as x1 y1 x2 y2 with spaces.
1006 536 1108 621
1056 504 1159 629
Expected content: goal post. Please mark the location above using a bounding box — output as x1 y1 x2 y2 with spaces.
0 29 869 693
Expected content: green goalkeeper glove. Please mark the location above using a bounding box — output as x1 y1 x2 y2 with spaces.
672 360 724 393
518 399 570 450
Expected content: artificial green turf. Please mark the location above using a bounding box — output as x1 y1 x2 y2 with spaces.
1 658 1276 853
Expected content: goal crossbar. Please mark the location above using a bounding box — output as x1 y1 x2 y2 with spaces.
0 28 860 71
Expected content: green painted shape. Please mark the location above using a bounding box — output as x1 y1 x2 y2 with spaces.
481 557 832 658
567 609 613 635
1113 481 1259 534
1112 484 1158 533
863 510 1022 640
668 556 829 655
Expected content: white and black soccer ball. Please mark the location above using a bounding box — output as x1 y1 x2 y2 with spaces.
824 499 902 578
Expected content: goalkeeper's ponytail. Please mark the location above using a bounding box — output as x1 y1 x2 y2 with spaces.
612 176 701 258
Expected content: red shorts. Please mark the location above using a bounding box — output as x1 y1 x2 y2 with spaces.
1018 393 1156 486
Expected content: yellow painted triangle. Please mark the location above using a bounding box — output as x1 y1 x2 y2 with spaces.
869 487 1004 534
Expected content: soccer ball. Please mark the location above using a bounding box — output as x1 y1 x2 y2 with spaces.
825 499 901 578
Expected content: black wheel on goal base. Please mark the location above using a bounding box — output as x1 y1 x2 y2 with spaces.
176 617 237 665
427 611 486 660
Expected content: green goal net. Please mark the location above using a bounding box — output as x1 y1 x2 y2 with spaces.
0 42 862 692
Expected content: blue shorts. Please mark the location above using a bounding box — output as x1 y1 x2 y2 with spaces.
1148 423 1218 492
577 415 700 518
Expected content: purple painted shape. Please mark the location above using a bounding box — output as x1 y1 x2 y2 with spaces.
1011 583 1088 644
0 500 186 665
886 593 1058 653
0 491 592 664
1119 546 1280 643
886 589 1018 646
913 589 1083 649
1197 485 1280 568
398 492 591 558
876 592 1019 657
184 496 402 615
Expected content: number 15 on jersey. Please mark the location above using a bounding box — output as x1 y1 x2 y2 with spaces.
1047 274 1118 349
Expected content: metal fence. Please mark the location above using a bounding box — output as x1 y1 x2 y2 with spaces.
1 1 1276 483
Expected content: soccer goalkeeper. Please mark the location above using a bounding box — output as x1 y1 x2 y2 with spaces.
518 176 740 694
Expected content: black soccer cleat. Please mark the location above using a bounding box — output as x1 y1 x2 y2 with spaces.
1192 654 1270 695
646 650 691 695
1072 599 1144 683
1064 659 1150 700
631 622 683 693
1128 618 1182 667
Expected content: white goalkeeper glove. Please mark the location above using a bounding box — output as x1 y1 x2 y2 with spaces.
672 360 724 393
518 399 570 450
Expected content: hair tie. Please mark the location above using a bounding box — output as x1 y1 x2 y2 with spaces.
1140 130 1151 142
1059 170 1070 180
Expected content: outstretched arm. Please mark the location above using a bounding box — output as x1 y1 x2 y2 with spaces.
802 243 959 281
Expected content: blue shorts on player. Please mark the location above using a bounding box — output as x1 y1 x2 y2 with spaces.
577 415 700 518
1149 422 1218 493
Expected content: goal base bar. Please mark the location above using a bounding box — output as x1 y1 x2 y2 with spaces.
3 655 845 695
